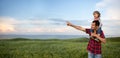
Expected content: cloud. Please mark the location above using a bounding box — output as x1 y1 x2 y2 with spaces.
0 17 16 32
0 23 15 32
0 17 82 34
0 16 120 36
95 0 120 36
96 0 120 19
102 19 120 36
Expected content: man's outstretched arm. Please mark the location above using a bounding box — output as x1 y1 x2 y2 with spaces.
66 21 86 32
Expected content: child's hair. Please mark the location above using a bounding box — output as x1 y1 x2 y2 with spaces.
93 11 101 17
92 20 100 26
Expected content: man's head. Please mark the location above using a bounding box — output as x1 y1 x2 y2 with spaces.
91 20 100 30
93 11 101 19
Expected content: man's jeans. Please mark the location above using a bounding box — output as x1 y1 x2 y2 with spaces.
88 51 102 58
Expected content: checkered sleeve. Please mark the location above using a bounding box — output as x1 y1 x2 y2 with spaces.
86 29 90 34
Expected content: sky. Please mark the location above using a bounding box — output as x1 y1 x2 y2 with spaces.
0 0 120 36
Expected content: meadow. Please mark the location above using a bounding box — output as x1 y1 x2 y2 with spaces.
0 37 120 58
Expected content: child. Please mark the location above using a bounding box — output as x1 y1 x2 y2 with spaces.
91 11 102 42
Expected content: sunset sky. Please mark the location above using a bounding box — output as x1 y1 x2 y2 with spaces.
0 0 120 36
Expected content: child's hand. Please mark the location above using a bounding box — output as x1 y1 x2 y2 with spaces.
66 21 72 26
91 33 94 39
91 33 97 39
91 33 97 37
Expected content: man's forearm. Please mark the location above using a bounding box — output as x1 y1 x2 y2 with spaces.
70 24 85 32
96 35 106 43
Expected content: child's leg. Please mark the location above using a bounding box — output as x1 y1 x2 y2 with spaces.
97 27 102 35
94 27 102 42
90 29 94 39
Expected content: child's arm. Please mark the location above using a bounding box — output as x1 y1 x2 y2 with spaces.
66 21 86 32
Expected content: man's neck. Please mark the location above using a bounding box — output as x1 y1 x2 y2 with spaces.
93 29 97 34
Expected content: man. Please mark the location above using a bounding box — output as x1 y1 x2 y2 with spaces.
66 20 106 58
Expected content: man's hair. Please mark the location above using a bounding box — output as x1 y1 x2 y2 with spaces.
93 11 101 17
92 20 100 26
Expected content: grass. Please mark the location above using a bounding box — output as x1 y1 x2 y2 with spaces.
0 37 120 58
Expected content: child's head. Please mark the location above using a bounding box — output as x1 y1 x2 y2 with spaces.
93 11 100 19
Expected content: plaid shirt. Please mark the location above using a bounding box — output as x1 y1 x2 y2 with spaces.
86 29 105 54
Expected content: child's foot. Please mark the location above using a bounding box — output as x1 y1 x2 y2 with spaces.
90 36 93 39
90 36 95 39
90 36 99 42
94 38 99 42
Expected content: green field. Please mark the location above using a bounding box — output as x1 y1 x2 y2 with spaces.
0 37 120 58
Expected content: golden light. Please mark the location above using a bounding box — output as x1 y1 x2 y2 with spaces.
0 24 15 32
